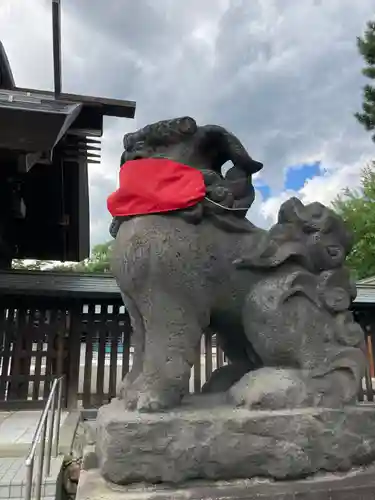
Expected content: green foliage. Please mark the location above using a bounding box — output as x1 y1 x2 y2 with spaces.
75 241 113 273
12 241 113 274
355 20 375 140
333 166 375 279
338 20 375 278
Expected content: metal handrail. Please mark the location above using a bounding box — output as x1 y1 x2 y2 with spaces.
24 376 64 500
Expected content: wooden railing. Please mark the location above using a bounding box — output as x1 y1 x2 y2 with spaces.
0 293 373 409
0 298 68 409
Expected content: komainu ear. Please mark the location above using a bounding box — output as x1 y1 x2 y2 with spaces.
198 124 263 176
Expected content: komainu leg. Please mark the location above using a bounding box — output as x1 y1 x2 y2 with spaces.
121 288 208 412
118 293 145 397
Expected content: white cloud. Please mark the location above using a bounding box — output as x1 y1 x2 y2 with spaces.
261 157 368 225
0 1 53 89
1 0 374 247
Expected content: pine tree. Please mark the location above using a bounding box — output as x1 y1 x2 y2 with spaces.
355 20 375 140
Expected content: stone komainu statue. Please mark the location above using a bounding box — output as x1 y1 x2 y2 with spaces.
107 116 365 413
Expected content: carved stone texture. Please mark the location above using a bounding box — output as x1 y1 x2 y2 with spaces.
110 117 266 413
235 198 366 409
109 117 365 414
96 397 375 485
111 195 364 412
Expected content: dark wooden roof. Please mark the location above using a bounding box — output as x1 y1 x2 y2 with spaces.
0 40 136 264
15 88 136 120
0 270 373 306
355 285 375 306
0 270 121 300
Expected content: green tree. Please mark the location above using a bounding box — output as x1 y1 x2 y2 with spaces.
76 241 112 273
355 20 375 140
12 241 113 273
333 166 375 279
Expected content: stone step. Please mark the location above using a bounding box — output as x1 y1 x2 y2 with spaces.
0 456 64 499
0 410 79 458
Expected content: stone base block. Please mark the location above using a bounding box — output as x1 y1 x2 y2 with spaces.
77 467 375 500
96 396 375 485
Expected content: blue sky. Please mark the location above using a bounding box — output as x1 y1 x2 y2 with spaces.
255 162 323 201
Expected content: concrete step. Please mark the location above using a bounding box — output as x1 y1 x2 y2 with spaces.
0 410 79 458
0 456 63 499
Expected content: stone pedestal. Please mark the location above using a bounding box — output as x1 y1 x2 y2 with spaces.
95 396 375 485
77 467 375 500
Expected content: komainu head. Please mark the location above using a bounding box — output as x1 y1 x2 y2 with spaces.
235 197 353 273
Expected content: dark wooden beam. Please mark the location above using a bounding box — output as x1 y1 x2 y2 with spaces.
15 87 136 119
58 92 136 119
52 0 62 96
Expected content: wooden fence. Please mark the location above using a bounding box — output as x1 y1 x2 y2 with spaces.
0 294 374 409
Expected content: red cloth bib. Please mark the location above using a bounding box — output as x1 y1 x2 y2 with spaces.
107 158 206 217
